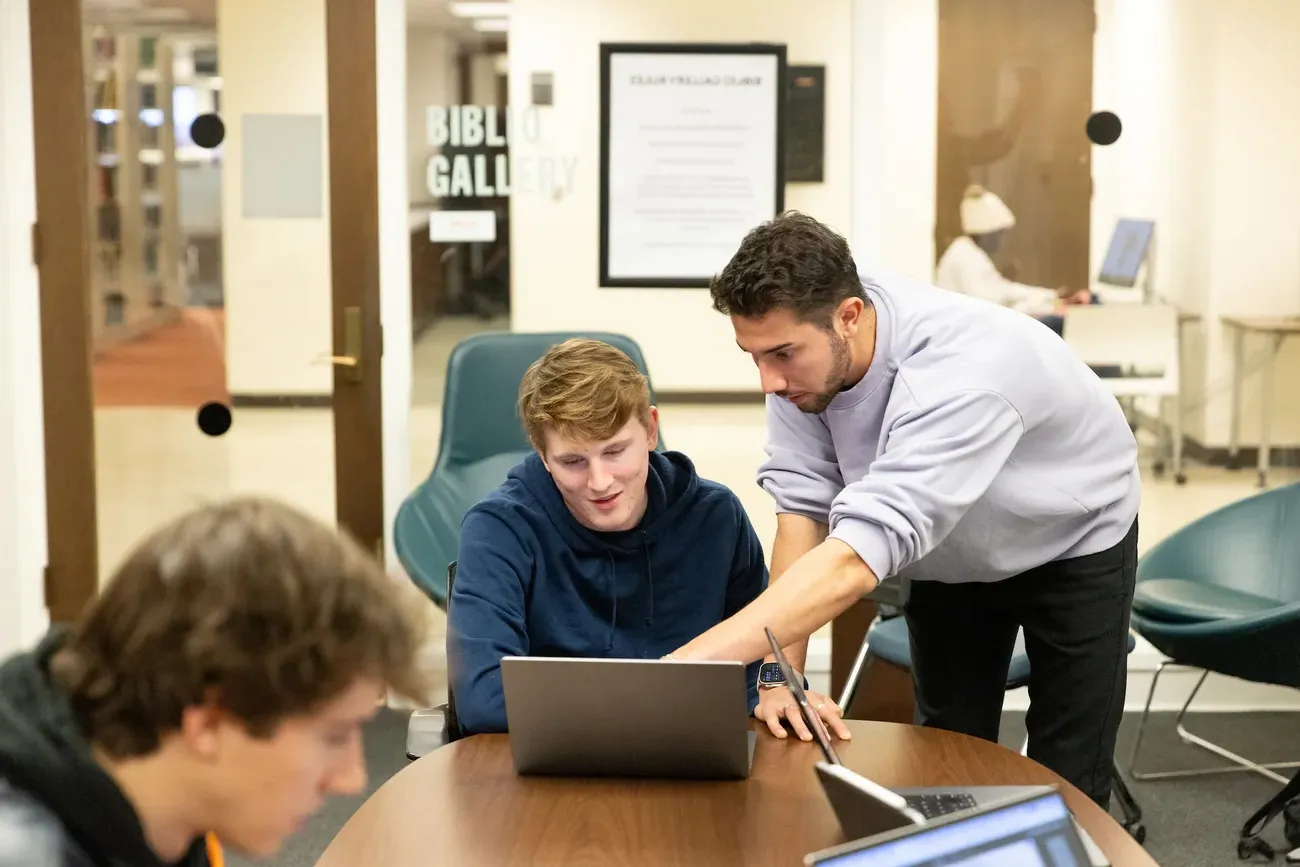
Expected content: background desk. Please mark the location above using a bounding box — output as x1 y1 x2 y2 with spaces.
315 720 1157 867
1221 316 1300 488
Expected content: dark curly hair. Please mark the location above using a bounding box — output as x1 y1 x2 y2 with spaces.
49 497 433 758
709 211 865 324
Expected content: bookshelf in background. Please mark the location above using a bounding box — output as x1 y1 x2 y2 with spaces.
85 27 185 354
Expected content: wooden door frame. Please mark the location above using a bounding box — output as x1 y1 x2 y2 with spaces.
326 0 386 556
28 0 388 620
29 0 99 623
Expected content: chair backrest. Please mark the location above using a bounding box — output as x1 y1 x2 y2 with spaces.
1137 482 1300 604
394 330 660 606
1063 304 1180 381
434 330 662 472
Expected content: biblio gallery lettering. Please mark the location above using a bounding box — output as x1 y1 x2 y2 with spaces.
424 105 576 198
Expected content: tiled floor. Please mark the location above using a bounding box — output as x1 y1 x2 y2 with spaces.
92 315 1300 709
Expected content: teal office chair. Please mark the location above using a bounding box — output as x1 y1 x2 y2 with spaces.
396 330 661 758
1127 483 1300 786
394 330 662 608
851 614 1146 843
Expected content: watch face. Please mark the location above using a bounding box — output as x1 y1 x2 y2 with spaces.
758 662 786 684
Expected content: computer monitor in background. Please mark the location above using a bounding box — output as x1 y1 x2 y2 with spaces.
1095 218 1155 300
804 790 1094 867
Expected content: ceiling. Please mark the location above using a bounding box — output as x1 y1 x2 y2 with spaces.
81 0 491 36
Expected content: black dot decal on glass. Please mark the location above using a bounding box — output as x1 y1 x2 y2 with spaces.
1086 111 1122 146
190 113 225 149
197 402 232 437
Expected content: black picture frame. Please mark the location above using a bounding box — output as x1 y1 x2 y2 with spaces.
598 41 787 289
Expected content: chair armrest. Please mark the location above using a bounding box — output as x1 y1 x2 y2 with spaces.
405 704 452 760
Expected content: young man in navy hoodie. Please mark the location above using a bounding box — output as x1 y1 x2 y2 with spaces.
446 338 848 739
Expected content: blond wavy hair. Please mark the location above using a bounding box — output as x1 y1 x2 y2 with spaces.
518 338 652 452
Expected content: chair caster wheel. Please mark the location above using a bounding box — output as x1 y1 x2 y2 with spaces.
1152 461 1165 477
1175 473 1187 485
1124 822 1146 844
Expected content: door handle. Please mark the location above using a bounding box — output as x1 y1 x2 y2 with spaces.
313 306 363 383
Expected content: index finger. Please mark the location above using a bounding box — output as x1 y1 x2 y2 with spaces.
824 710 853 740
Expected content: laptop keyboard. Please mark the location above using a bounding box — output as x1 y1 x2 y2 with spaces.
903 793 979 819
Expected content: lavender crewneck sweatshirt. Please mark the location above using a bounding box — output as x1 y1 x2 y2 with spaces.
757 273 1141 585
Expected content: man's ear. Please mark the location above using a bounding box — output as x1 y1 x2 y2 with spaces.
837 297 865 337
646 406 660 451
179 688 225 761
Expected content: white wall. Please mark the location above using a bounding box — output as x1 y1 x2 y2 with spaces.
0 0 50 656
1198 2 1300 447
507 0 855 393
220 0 333 397
1091 0 1300 448
850 0 938 283
379 0 412 567
407 26 459 207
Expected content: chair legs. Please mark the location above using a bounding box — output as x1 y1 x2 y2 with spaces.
1020 733 1146 843
835 614 880 712
1110 767 1147 844
1128 660 1300 785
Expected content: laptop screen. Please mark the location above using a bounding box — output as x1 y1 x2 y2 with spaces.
1097 218 1154 288
809 792 1090 867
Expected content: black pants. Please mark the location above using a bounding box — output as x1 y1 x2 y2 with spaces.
903 519 1138 809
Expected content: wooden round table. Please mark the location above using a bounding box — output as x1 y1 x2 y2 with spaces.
316 719 1159 866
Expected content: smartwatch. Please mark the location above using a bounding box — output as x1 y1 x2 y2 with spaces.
758 661 797 689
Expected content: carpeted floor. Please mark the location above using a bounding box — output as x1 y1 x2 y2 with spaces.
93 308 228 408
231 710 1298 867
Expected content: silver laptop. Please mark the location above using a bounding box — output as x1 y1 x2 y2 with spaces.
804 788 1095 866
500 655 758 779
763 629 1109 866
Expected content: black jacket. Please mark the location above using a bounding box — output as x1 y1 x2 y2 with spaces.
0 629 212 867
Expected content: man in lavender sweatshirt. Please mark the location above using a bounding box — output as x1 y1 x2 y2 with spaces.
667 212 1140 809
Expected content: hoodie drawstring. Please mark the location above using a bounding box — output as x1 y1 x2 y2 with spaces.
605 532 656 652
605 552 617 651
643 531 655 628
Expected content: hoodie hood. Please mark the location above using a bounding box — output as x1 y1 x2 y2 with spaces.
514 448 700 554
0 628 209 867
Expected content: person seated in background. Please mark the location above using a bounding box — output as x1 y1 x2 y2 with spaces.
935 184 1092 335
0 497 431 867
446 338 771 736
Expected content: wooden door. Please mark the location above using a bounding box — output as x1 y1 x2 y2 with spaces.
29 0 387 619
325 0 386 553
935 0 1096 291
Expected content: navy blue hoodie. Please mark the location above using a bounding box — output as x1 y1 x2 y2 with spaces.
447 449 769 735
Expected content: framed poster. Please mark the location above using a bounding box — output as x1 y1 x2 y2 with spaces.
599 42 787 288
